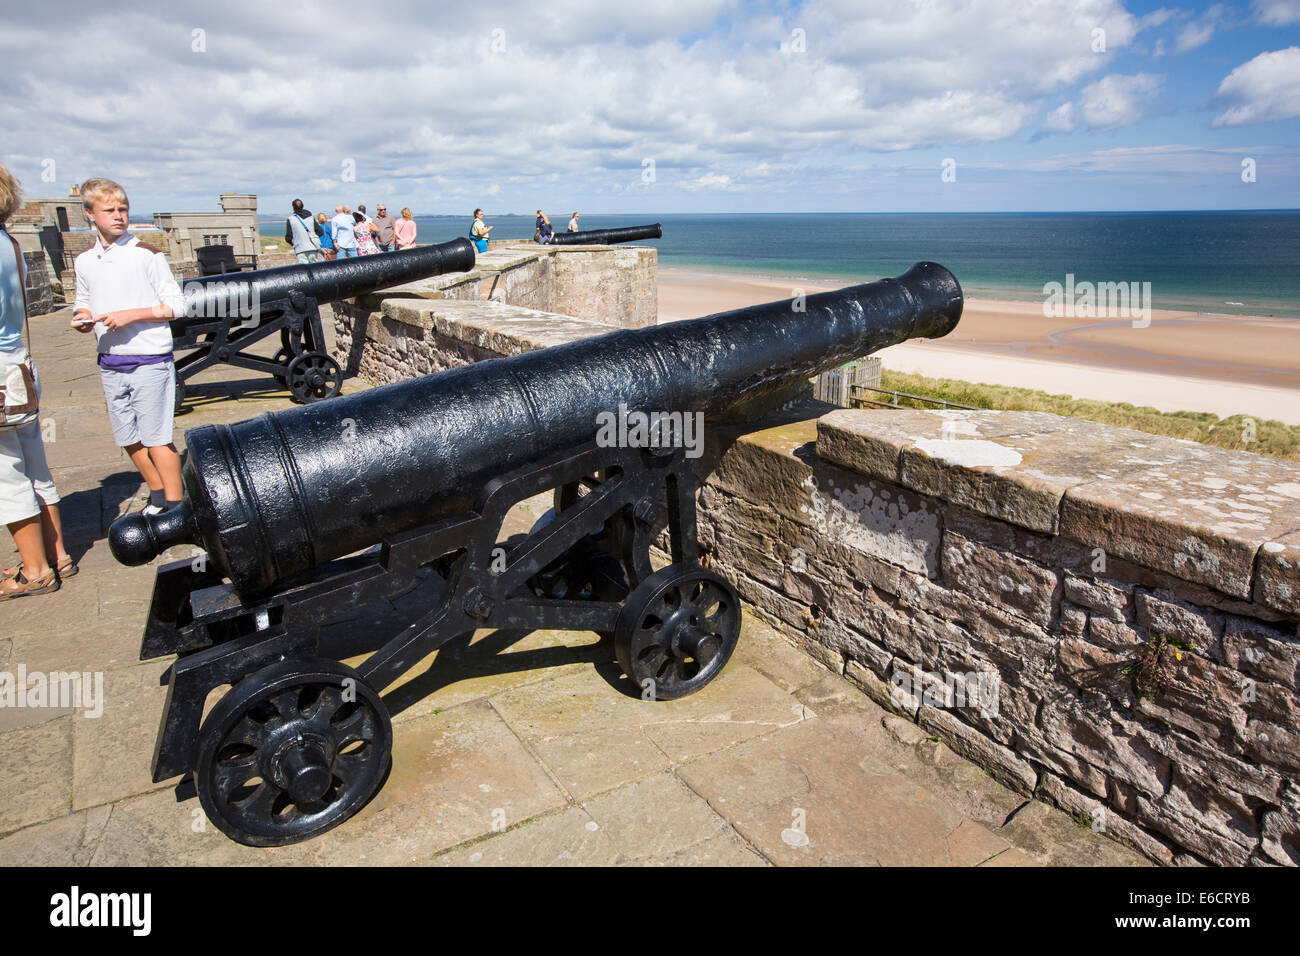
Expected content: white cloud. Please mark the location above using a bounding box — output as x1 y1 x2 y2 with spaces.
1043 102 1079 132
1252 0 1300 25
1175 4 1225 53
1139 8 1182 29
685 172 737 190
1212 47 1300 126
1014 144 1284 174
1043 73 1163 133
0 0 1250 212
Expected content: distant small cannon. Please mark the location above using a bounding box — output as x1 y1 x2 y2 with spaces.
112 261 963 847
548 223 662 246
170 239 476 409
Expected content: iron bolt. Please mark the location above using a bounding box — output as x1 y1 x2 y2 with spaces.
463 587 493 619
633 497 658 527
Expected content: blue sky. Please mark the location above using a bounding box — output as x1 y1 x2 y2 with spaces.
1 0 1297 215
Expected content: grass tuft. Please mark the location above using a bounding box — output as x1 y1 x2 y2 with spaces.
875 370 1300 461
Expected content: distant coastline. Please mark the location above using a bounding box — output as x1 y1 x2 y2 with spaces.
257 210 1300 319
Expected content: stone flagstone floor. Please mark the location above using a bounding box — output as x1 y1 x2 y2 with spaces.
0 305 1146 866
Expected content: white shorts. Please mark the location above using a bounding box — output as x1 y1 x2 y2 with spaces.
100 361 176 448
0 417 60 525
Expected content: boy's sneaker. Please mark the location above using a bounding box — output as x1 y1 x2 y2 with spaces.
141 504 166 517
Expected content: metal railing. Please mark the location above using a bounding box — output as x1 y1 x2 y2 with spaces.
849 384 980 411
813 357 881 406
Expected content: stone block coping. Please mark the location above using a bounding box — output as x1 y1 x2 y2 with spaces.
381 298 614 357
817 409 1300 609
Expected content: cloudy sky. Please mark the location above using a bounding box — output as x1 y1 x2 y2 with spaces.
2 0 1298 215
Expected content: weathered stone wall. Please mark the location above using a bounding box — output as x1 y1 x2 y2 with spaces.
20 252 54 316
332 245 659 386
334 296 612 384
697 409 1300 867
331 295 1299 867
550 247 656 327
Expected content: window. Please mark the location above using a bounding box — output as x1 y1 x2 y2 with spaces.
202 234 230 246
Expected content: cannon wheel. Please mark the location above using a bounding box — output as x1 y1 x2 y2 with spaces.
614 564 740 700
195 659 392 847
286 352 343 403
271 347 294 382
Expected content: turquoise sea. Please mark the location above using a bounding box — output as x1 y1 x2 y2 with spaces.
260 211 1300 318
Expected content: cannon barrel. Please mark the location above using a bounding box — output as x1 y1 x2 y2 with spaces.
111 261 962 595
548 224 662 246
173 238 477 327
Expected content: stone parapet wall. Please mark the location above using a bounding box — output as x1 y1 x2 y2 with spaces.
334 297 611 384
334 245 654 362
697 408 1299 866
21 252 54 316
549 247 656 330
327 295 1299 868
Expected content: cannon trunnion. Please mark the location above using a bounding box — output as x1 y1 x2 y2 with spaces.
170 238 475 410
123 262 964 847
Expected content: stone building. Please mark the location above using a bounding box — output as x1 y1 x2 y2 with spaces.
153 193 258 260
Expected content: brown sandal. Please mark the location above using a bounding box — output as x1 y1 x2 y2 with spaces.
56 555 78 579
0 567 60 600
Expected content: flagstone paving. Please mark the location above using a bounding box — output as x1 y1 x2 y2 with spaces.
0 306 1147 866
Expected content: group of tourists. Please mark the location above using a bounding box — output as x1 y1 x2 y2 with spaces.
288 204 586 261
530 210 581 246
285 200 419 263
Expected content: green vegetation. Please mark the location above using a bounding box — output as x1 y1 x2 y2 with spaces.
875 370 1300 462
1123 635 1197 701
258 235 292 253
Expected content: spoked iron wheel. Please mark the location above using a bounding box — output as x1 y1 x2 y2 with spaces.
614 564 741 700
195 659 392 847
275 325 316 383
286 351 342 403
271 346 294 382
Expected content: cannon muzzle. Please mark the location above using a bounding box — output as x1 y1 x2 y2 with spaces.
548 224 662 246
111 261 962 595
173 238 476 329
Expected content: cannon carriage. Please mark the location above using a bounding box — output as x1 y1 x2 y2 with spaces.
169 239 476 410
109 261 964 846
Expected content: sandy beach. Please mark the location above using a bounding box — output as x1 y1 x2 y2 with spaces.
658 269 1300 426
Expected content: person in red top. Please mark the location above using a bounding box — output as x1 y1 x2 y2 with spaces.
394 208 417 250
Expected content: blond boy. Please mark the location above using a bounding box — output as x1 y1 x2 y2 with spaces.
72 179 185 515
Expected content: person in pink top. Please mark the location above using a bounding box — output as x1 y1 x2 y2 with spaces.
394 208 417 250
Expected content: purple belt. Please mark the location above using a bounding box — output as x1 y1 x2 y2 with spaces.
98 353 174 372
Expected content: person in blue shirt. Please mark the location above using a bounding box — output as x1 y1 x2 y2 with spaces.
0 163 73 599
470 209 491 253
317 212 335 258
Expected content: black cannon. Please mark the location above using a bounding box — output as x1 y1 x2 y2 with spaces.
170 239 476 409
548 223 662 246
110 261 962 847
